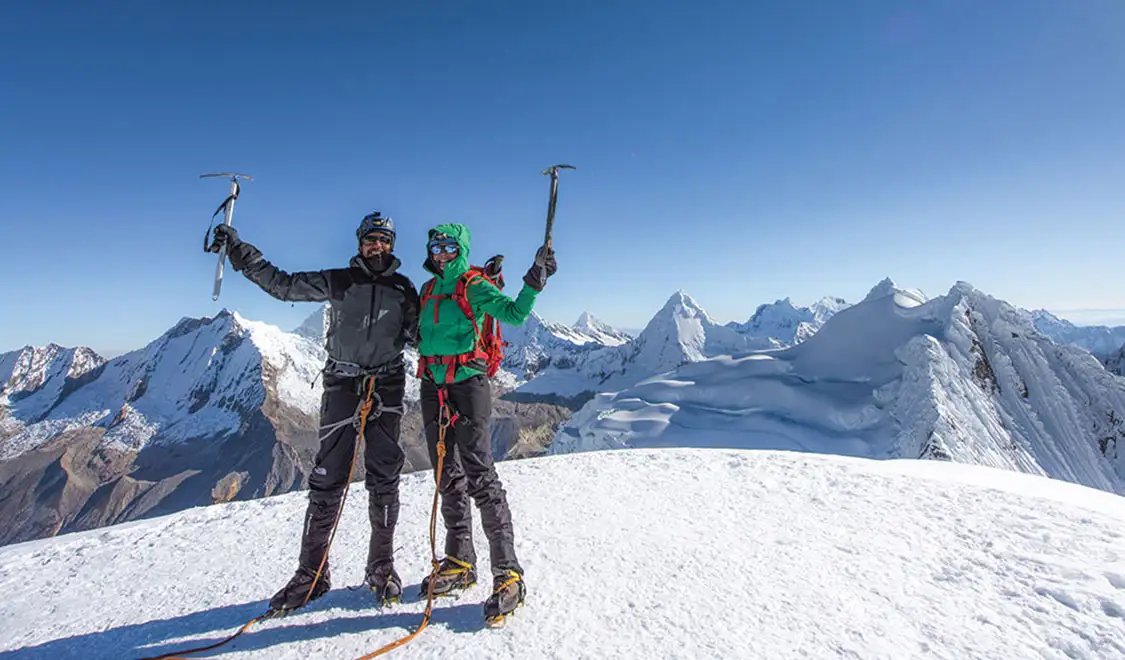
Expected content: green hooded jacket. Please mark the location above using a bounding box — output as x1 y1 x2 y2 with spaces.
418 223 539 383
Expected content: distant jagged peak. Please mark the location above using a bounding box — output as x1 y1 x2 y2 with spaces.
655 290 713 322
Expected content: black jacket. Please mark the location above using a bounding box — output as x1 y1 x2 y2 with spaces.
229 241 420 371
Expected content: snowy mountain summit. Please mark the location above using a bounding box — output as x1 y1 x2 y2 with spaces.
729 295 851 346
627 290 753 365
555 280 1125 495
1027 308 1125 362
573 311 630 346
0 310 330 546
3 448 1124 659
515 290 773 398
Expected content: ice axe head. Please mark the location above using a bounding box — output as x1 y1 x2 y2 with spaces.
541 164 576 177
541 164 575 248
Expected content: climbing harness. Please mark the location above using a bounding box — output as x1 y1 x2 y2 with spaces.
351 383 456 659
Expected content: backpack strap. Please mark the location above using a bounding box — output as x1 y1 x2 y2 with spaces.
417 266 507 383
419 277 445 324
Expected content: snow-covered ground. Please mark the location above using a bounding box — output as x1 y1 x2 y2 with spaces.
2 448 1123 659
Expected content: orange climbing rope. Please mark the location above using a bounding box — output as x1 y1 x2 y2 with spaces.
351 385 455 659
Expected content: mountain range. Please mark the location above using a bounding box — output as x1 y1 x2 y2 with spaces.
552 280 1125 496
0 308 572 548
506 287 869 403
1027 308 1125 370
4 279 1125 548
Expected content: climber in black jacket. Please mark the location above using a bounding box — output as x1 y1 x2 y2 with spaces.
208 211 419 612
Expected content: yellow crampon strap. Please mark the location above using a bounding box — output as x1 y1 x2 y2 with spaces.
438 555 473 577
493 570 521 593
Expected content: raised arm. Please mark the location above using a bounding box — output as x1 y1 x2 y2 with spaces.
211 225 332 302
466 246 557 326
467 279 538 326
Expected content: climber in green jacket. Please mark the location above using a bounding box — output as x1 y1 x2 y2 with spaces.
414 222 556 624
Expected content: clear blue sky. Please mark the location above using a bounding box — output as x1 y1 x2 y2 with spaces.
2 1 1124 355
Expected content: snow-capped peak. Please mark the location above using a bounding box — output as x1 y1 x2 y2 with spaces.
862 277 900 301
0 343 105 417
293 305 330 345
1026 308 1125 361
861 277 927 308
612 290 757 376
809 296 851 321
1030 308 1075 335
515 290 781 398
573 311 630 346
1 309 327 460
730 295 851 347
654 290 712 323
501 311 612 379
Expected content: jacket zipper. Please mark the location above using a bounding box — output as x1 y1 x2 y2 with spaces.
367 282 376 342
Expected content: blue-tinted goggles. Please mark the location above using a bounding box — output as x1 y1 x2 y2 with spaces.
429 242 458 255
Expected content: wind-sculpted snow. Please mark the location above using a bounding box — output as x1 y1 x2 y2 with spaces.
554 281 1125 495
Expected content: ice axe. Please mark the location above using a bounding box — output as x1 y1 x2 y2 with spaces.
539 164 575 277
200 172 253 301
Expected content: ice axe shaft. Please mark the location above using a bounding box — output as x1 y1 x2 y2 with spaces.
201 172 253 301
539 164 574 277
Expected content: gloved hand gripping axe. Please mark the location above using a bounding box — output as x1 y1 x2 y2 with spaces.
200 172 253 301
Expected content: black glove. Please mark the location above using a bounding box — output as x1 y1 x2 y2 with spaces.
522 246 557 292
207 224 241 254
484 255 506 290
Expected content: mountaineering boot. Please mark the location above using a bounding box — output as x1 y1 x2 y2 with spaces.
268 566 331 614
483 570 526 627
365 561 403 605
365 495 400 605
267 493 338 614
419 556 477 597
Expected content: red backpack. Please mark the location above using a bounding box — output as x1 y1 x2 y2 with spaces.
416 257 507 384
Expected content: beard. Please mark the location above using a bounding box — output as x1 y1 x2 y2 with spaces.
364 252 389 272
